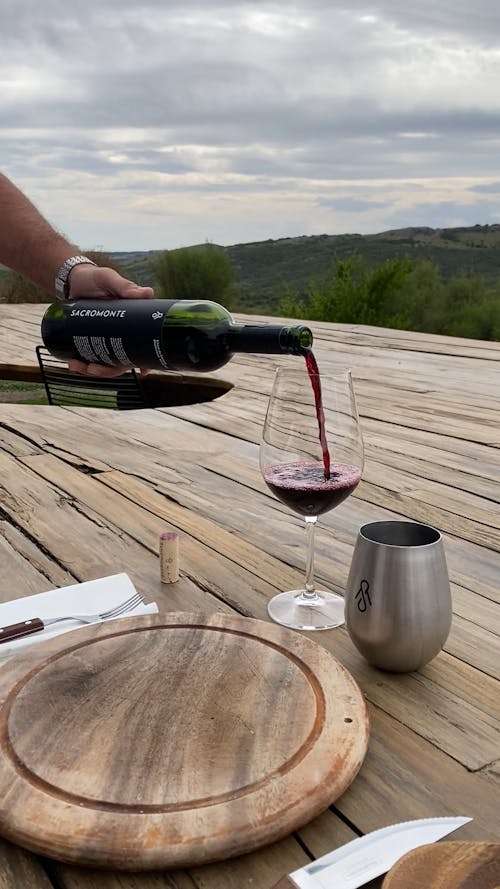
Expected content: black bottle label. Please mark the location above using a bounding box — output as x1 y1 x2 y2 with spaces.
58 300 175 369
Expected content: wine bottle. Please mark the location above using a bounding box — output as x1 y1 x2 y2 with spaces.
41 299 313 372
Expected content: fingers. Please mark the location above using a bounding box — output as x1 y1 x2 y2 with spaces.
118 281 155 300
96 271 154 299
68 360 133 378
67 360 150 378
68 264 154 300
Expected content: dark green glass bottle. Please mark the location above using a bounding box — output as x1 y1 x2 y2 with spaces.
41 299 313 372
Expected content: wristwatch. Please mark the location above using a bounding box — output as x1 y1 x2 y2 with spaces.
54 255 96 299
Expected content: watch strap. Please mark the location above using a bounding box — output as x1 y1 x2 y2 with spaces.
54 256 97 299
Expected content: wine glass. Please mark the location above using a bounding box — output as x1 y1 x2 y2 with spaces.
260 365 364 631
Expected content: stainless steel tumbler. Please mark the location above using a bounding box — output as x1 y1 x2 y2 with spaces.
345 521 452 672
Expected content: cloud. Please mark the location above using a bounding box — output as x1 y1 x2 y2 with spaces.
470 182 500 194
1 0 500 248
383 199 500 230
317 197 390 213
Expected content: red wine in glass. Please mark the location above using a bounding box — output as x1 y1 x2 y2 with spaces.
263 461 361 517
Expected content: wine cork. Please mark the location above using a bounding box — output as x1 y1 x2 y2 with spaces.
159 532 180 583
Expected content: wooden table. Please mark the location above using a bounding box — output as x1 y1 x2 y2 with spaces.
0 304 499 888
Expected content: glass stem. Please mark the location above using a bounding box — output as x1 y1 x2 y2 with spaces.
303 516 318 599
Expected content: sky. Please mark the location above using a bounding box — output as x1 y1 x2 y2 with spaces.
2 0 500 251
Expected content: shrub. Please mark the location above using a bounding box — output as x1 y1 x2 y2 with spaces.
154 245 235 309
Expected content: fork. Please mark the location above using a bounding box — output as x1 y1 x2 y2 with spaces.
0 592 145 645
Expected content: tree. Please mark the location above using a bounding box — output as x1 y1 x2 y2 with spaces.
0 272 52 304
279 252 500 341
387 259 445 331
281 254 415 326
154 245 235 309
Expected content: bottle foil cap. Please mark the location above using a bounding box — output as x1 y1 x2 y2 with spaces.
159 531 180 583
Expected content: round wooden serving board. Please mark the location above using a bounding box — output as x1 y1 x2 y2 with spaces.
0 612 369 870
383 842 500 888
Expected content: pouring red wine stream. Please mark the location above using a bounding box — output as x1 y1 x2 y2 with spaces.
304 349 331 480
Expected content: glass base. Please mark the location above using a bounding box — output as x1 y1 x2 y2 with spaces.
267 589 345 631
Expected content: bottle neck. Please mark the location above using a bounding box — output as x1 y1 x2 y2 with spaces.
228 324 313 355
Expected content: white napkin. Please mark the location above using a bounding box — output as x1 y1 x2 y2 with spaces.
0 573 158 664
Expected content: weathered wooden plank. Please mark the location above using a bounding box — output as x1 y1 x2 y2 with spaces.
446 616 500 681
48 817 376 889
419 652 500 724
338 703 499 839
54 422 500 620
0 450 231 616
51 835 308 889
0 423 43 458
20 454 303 608
0 839 54 888
1 397 498 568
451 586 500 635
484 761 500 787
343 646 500 770
2 408 496 619
364 434 500 498
0 522 74 599
356 479 500 551
31 864 191 889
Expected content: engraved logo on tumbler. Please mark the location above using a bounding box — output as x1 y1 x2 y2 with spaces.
152 311 163 320
356 580 372 612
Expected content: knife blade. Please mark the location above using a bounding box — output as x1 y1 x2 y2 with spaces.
271 816 471 889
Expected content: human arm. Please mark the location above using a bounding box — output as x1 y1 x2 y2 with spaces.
0 173 153 376
0 172 83 293
0 172 153 299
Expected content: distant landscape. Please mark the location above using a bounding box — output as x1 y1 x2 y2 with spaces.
1 223 499 404
109 224 500 315
1 224 500 317
1 222 500 346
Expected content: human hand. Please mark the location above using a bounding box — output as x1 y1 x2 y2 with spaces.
67 264 154 378
68 264 154 302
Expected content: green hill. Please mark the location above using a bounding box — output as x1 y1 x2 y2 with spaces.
112 224 500 315
3 225 500 316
